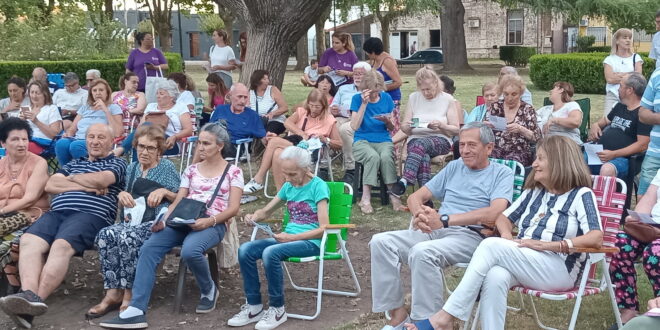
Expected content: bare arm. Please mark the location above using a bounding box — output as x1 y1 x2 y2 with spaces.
350 92 369 131
550 109 582 129
639 107 660 125
131 92 147 115
382 58 402 90
248 196 287 222
64 115 82 137
604 64 623 84
326 123 342 149
400 102 414 135
283 111 306 137
108 113 124 138
69 170 117 189
174 112 194 139
270 87 289 117
635 60 643 73
45 173 97 194
2 159 49 213
607 135 649 158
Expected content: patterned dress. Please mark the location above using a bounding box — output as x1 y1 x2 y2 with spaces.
94 159 180 289
488 100 541 166
113 91 141 137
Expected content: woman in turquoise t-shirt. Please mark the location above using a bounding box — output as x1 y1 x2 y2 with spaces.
228 146 329 330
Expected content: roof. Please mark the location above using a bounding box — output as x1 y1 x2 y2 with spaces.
325 14 375 32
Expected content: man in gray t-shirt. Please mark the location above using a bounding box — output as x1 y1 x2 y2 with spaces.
370 122 513 328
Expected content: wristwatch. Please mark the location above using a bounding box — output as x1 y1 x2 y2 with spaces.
440 214 450 228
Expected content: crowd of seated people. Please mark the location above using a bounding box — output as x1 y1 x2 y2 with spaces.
2 24 660 330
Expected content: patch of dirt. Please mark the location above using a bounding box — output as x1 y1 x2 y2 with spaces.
0 225 402 330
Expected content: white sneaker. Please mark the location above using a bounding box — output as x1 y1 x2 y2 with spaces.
227 304 263 327
243 179 264 194
254 306 287 330
381 315 411 330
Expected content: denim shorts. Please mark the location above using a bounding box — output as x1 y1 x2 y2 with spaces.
26 209 108 255
639 155 660 195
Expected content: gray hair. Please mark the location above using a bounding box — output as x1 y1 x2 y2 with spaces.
155 79 180 101
279 146 312 169
63 72 79 84
460 121 495 145
500 66 518 76
353 61 372 71
623 72 647 98
200 122 230 146
86 69 101 79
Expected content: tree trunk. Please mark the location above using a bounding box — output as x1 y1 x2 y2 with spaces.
104 0 114 21
157 25 172 52
315 5 331 61
380 15 391 54
295 34 309 70
223 0 332 89
440 0 472 71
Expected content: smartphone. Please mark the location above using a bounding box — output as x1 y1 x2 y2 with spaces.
20 106 30 113
411 118 420 128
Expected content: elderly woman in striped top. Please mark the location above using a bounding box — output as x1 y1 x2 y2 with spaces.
406 135 604 330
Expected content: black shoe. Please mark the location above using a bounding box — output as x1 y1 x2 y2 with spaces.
1 290 47 316
390 180 407 197
341 169 355 183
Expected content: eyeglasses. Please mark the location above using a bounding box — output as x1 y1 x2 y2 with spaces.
86 79 94 82
65 83 78 88
309 104 324 109
136 144 158 153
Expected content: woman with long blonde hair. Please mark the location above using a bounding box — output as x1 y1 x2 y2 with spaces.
603 28 643 116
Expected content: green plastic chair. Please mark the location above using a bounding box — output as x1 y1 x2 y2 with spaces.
489 158 525 201
542 97 591 142
249 181 361 320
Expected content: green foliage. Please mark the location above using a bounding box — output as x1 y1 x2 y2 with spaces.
0 6 130 61
198 13 225 35
529 53 655 94
137 19 155 34
585 46 611 53
499 46 537 67
0 53 183 98
576 35 596 52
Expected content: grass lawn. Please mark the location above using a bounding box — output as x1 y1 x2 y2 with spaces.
186 61 653 330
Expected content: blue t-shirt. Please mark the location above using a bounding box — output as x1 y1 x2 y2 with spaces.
466 104 488 124
210 104 266 143
277 176 329 247
641 70 660 158
350 91 394 143
425 158 513 229
75 104 123 139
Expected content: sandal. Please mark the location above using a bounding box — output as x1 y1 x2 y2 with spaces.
358 201 374 214
85 299 122 320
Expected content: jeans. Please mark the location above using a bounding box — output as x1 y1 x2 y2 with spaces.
55 137 87 165
584 151 629 179
130 225 226 312
238 238 319 307
639 155 660 195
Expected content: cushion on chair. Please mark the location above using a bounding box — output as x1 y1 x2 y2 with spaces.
512 285 602 299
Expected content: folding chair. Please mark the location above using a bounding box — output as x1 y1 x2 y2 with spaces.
250 182 361 320
46 73 64 92
234 138 255 181
178 136 198 174
489 158 525 201
470 175 625 330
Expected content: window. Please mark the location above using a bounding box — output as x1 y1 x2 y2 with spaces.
507 10 523 45
189 32 200 58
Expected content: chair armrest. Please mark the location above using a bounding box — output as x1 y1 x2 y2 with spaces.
180 135 196 143
325 224 356 229
569 247 619 254
113 136 126 144
235 138 253 144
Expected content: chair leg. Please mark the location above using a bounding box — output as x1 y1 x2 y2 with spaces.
528 295 557 330
245 142 254 180
264 170 275 198
174 258 187 313
568 262 592 330
603 260 623 329
207 250 219 289
286 259 324 321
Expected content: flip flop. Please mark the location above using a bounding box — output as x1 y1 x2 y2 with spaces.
414 319 435 330
85 301 121 320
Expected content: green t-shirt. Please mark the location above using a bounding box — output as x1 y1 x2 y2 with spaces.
277 176 329 247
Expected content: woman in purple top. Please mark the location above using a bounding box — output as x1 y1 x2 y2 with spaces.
125 32 169 92
318 32 359 87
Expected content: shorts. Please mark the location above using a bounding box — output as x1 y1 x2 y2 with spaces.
639 155 660 195
26 209 109 255
585 153 629 180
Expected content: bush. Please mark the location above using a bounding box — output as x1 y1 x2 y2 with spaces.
529 53 655 94
0 53 183 98
576 35 596 52
499 46 537 67
585 46 611 53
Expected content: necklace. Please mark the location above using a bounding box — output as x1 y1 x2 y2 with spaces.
6 158 25 182
533 191 552 225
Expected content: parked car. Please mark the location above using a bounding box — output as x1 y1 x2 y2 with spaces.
396 49 444 65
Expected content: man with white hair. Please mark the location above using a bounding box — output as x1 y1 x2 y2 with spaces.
31 67 57 94
498 66 534 106
0 123 126 329
52 72 88 128
331 61 372 182
84 69 102 90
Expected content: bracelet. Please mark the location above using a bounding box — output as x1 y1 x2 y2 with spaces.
564 238 574 250
211 214 217 227
558 240 566 254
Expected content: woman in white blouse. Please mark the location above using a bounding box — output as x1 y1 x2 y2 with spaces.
536 81 583 145
405 135 604 330
392 67 459 196
22 81 63 154
603 28 643 116
207 29 237 89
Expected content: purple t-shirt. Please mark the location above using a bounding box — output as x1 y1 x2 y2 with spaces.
125 48 168 92
319 48 359 85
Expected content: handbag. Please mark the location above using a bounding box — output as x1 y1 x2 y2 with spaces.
144 66 166 104
0 184 33 237
166 164 231 230
125 165 165 223
143 111 170 131
624 221 660 243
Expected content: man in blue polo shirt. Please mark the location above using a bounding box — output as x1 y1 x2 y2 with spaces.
210 83 266 159
637 69 660 197
0 124 126 328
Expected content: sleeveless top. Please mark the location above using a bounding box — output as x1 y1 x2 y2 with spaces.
250 85 285 123
377 59 401 101
0 153 50 219
113 91 140 136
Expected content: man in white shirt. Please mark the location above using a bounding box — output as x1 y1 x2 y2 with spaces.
52 72 88 128
84 69 101 90
650 10 660 69
300 59 320 86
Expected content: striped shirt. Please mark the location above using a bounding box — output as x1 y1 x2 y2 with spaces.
52 155 127 223
641 69 660 158
504 187 601 282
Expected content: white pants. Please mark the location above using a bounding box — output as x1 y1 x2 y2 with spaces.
338 119 355 170
442 238 576 330
369 227 483 320
603 90 619 118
